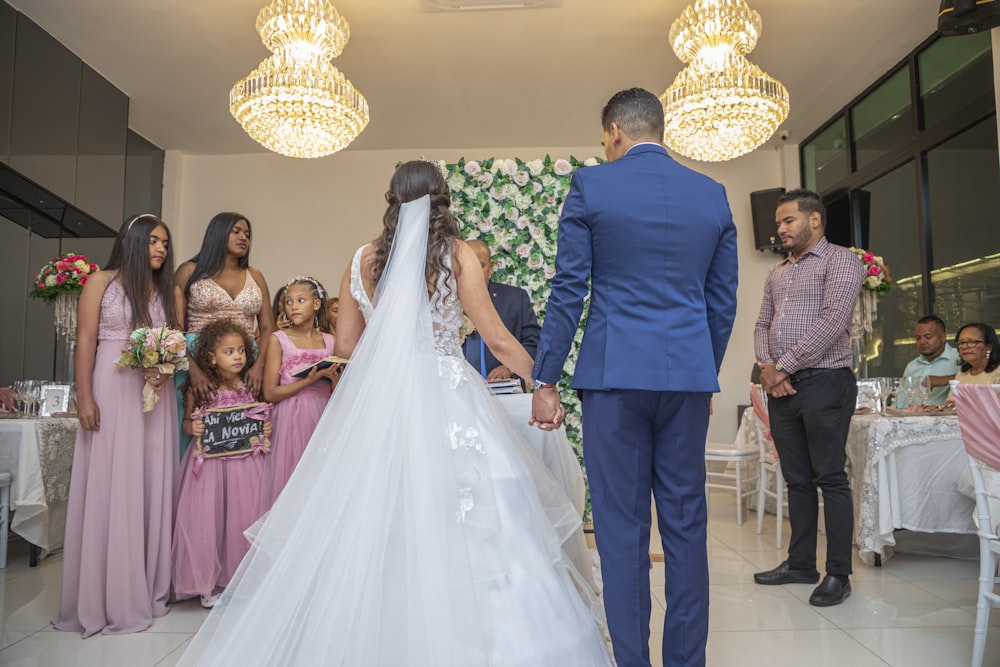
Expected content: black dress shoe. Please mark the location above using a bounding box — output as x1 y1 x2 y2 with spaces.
753 560 821 586
809 575 851 606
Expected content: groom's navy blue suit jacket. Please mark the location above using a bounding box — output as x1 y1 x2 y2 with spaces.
533 143 738 390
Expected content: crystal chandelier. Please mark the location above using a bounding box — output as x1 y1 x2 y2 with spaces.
660 0 789 162
230 0 369 159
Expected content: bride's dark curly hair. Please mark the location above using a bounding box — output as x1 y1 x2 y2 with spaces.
372 161 461 293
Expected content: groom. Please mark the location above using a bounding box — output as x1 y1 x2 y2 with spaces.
531 88 738 667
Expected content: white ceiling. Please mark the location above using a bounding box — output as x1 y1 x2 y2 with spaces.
7 0 939 156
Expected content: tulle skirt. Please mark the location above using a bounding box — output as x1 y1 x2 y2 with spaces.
179 354 610 666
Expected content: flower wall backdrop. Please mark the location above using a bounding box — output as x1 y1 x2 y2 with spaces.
443 155 601 520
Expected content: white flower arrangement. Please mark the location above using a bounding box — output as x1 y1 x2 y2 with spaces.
445 155 602 518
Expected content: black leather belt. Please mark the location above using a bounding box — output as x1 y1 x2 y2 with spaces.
787 367 839 383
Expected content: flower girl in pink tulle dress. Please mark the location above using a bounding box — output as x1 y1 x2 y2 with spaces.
172 319 272 608
262 277 341 504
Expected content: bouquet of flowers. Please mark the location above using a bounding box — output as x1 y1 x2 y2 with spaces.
115 326 189 412
849 247 892 296
29 253 99 303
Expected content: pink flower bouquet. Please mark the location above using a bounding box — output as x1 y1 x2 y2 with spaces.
115 326 189 412
29 253 99 303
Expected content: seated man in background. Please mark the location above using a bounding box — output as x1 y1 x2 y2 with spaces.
902 315 959 405
462 239 540 384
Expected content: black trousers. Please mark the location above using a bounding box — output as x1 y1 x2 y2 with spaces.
767 368 856 576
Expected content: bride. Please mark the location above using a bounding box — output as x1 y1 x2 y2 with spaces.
179 161 613 666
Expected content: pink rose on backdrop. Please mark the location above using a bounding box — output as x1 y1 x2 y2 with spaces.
513 171 530 187
476 172 493 188
505 207 520 222
516 244 531 259
478 218 494 232
528 255 544 270
464 161 481 176
532 181 543 194
515 215 530 229
529 225 544 239
501 159 518 177
554 159 572 176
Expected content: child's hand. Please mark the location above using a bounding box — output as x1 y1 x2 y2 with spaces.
316 363 342 383
191 419 206 437
263 420 272 438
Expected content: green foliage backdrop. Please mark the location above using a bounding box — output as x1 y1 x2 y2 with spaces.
441 155 601 520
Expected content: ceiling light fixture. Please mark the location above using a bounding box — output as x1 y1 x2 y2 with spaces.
230 0 369 159
660 0 789 162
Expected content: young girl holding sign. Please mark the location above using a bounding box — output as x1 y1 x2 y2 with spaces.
263 277 340 504
172 319 272 608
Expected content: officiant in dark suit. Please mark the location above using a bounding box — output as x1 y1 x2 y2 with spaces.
462 239 540 384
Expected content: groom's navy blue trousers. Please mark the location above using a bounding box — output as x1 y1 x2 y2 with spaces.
582 389 710 667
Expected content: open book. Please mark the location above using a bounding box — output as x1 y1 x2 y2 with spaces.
291 355 350 379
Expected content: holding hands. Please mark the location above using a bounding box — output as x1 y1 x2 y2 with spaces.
758 362 797 398
530 385 565 431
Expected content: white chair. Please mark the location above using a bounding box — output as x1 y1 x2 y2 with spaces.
0 470 10 568
750 384 785 548
952 382 1000 667
705 433 759 526
749 383 824 549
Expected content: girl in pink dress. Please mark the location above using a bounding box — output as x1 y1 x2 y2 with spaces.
263 277 340 504
53 214 180 637
172 320 272 608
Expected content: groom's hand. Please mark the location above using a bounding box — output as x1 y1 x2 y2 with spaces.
530 385 563 431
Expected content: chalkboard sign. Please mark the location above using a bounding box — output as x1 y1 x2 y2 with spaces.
194 402 271 459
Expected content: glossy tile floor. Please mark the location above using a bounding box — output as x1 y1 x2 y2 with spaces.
1 490 998 666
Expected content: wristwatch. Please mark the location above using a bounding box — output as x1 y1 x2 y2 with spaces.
532 379 555 390
775 362 785 373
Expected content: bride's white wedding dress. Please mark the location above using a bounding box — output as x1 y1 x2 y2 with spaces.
179 196 612 666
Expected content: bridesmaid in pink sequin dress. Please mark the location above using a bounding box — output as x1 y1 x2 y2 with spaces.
53 215 180 637
174 212 275 457
263 277 338 504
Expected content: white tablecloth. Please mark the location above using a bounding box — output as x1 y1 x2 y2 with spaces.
736 408 975 565
0 417 78 557
495 393 587 519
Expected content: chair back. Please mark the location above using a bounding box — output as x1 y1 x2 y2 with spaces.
953 383 1000 471
750 383 778 458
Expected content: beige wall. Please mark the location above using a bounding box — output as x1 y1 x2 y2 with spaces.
163 143 791 444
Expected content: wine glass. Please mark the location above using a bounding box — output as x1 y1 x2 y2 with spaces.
27 381 42 416
11 380 24 413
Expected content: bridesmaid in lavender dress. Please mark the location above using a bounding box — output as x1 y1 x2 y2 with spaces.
174 212 275 457
52 214 180 637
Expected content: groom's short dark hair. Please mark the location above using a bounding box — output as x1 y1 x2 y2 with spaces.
601 88 664 141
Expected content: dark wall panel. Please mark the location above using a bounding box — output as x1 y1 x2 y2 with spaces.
0 3 15 163
9 14 81 205
76 65 127 226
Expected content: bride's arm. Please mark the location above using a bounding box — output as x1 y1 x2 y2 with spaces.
454 241 533 381
334 260 365 359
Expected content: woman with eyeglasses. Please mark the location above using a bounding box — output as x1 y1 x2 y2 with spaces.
952 322 1000 386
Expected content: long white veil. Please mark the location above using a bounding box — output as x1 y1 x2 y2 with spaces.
180 195 606 666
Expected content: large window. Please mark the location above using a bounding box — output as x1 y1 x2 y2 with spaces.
800 33 996 376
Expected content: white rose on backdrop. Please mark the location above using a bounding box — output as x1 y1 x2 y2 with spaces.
490 185 506 201
464 161 481 176
477 172 494 189
513 171 530 187
516 244 531 259
515 215 530 230
505 207 520 222
554 159 572 176
541 174 556 187
526 159 544 176
501 159 518 176
528 255 544 270
544 266 556 279
448 175 464 190
583 157 599 167
532 181 543 194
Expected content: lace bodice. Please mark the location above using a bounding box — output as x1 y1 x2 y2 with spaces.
98 278 169 341
350 245 464 359
186 271 262 336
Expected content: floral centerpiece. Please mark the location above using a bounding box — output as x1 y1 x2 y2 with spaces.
849 247 892 296
30 253 99 303
848 247 891 378
115 326 189 412
30 253 100 340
